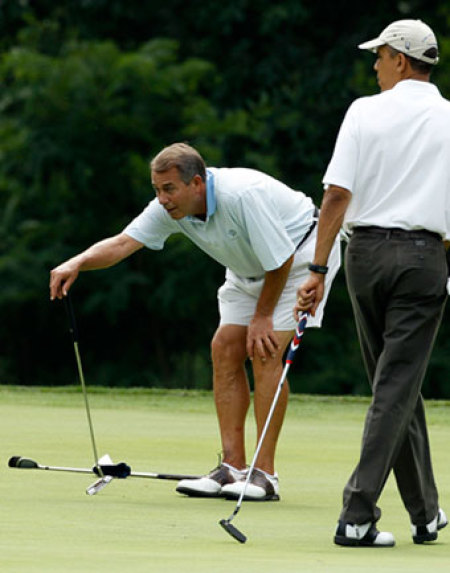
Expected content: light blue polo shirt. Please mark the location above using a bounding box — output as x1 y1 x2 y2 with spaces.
124 167 315 279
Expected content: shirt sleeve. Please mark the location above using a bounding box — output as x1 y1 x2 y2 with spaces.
123 198 175 250
322 100 360 192
238 188 295 271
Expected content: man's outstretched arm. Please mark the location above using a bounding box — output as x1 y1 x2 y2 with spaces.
49 233 143 300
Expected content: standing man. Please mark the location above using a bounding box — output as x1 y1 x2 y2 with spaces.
50 142 340 501
296 19 449 547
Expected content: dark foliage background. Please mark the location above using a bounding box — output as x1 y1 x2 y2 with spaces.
1 0 449 396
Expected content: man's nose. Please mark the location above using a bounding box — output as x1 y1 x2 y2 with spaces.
157 192 168 205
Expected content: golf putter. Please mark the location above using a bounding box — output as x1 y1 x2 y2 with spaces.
63 293 109 489
86 454 115 495
219 312 309 543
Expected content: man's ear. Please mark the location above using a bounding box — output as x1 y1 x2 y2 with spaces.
192 174 205 188
397 52 409 73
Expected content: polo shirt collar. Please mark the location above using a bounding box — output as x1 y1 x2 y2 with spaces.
184 168 216 223
394 79 440 95
205 169 217 218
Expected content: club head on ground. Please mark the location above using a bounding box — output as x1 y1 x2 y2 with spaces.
219 519 247 544
8 456 39 469
86 475 114 496
93 462 131 479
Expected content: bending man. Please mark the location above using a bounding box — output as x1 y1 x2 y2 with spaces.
50 142 340 501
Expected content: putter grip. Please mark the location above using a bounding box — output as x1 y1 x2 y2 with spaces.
285 312 308 363
63 293 79 342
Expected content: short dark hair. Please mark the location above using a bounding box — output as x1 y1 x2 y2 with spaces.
150 143 206 183
387 45 437 74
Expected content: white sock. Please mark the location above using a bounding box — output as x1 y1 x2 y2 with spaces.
223 462 246 474
255 467 277 479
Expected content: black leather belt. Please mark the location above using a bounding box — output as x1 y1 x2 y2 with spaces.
296 206 319 250
353 226 442 242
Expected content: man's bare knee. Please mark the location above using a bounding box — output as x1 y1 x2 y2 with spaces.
211 325 247 366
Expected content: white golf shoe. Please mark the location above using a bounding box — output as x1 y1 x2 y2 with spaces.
221 468 280 501
411 508 448 544
176 463 246 498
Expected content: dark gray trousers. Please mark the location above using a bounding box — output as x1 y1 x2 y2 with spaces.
341 227 447 526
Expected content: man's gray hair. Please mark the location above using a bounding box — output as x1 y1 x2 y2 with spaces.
150 143 207 183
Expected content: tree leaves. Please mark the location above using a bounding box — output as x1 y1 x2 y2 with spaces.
0 2 449 395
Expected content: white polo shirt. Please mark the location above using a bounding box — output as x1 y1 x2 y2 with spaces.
124 167 315 278
323 80 450 239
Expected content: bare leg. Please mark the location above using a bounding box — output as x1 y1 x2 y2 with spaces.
211 324 249 470
252 330 293 474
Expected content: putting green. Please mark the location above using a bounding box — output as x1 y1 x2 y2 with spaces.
0 386 449 572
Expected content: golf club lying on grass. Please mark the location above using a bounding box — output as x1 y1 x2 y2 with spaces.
219 311 309 544
8 455 202 483
9 294 201 495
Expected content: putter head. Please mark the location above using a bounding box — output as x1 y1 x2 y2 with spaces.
93 453 131 479
93 462 131 479
219 519 247 544
86 475 113 496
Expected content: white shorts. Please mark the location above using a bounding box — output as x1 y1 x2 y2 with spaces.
217 227 341 330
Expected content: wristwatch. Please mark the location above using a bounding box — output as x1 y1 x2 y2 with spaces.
308 263 328 275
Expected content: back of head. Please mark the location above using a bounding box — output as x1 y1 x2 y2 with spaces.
151 143 207 183
358 19 439 70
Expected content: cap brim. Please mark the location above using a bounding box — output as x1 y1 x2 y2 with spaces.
358 38 385 51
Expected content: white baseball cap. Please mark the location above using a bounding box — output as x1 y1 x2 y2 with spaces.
358 19 439 65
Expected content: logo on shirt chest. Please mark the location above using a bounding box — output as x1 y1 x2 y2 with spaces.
227 228 238 239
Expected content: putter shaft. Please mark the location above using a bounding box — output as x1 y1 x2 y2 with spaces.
64 295 103 476
219 313 309 543
73 340 102 474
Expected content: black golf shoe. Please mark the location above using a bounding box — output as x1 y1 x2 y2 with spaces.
411 508 448 544
334 520 395 547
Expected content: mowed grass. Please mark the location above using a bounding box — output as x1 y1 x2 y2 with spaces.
0 386 449 573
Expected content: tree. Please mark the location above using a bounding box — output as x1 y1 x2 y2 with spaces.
1 1 449 396
0 31 249 386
